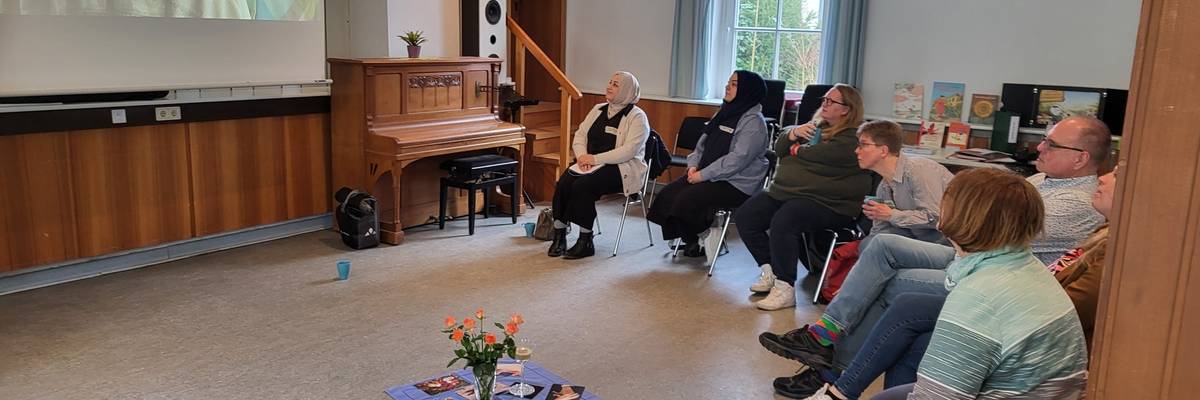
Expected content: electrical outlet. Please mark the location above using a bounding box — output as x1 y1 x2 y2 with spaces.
110 109 127 124
155 106 182 121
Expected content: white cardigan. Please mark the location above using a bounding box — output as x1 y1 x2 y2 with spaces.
571 104 650 195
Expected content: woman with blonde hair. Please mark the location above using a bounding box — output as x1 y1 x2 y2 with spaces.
735 83 874 310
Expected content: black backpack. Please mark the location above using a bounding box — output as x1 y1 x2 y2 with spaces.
334 187 379 250
645 130 672 180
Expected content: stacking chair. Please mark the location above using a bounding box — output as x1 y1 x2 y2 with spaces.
794 84 835 125
761 79 787 138
666 116 709 172
804 172 881 303
610 131 661 256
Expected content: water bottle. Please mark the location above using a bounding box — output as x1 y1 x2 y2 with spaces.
808 126 822 146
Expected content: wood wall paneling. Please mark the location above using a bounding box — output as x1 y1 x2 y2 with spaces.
283 114 333 219
513 0 566 102
372 73 403 117
189 117 290 236
69 125 193 257
1087 0 1200 397
0 132 78 271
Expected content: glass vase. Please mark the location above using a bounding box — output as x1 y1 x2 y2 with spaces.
471 362 498 400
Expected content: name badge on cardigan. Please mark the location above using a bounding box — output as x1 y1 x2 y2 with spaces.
719 125 735 133
604 126 618 134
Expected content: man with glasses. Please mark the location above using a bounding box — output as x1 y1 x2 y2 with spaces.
853 120 954 250
765 116 1110 399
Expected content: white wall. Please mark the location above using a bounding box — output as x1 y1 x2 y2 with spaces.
861 0 1140 117
347 1 390 57
565 0 675 96
388 0 460 58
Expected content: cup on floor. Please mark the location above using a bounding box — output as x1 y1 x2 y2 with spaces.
336 259 351 280
523 222 536 237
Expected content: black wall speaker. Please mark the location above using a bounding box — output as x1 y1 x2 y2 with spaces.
462 0 507 76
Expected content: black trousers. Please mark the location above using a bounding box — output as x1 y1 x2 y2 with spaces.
734 192 853 283
551 165 623 230
646 177 750 243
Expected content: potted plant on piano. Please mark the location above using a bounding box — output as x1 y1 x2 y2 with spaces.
400 30 427 58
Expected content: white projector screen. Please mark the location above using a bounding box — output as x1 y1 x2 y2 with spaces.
0 1 326 97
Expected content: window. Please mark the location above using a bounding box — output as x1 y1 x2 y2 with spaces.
734 0 822 91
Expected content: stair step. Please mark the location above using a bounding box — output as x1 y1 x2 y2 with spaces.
533 152 567 166
523 101 561 113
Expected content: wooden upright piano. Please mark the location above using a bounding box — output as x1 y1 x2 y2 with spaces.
328 57 525 244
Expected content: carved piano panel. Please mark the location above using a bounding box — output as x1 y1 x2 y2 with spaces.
328 57 525 244
406 72 463 114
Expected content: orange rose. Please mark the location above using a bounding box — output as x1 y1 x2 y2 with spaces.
505 322 519 335
484 333 497 345
451 329 464 342
509 313 524 325
476 308 485 319
463 318 476 330
444 316 456 328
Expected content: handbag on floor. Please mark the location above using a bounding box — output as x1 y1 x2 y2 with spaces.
334 187 380 250
532 207 556 241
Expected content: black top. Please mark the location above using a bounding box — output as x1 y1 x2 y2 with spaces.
585 104 633 155
696 120 739 170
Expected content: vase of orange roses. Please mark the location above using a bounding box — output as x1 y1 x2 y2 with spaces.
442 309 524 400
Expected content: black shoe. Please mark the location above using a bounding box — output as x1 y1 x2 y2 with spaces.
773 368 828 399
547 228 568 257
562 232 595 259
759 325 836 369
682 242 704 257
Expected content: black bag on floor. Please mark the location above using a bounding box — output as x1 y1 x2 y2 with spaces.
334 187 379 249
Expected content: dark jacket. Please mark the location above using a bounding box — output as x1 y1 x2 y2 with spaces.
767 127 872 217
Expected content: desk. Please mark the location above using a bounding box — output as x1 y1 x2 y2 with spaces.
387 361 599 400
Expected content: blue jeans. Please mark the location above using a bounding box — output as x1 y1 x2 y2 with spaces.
870 383 914 400
833 293 945 399
823 234 955 369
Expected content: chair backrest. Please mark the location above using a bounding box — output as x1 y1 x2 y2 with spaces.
795 84 835 125
761 79 787 122
763 149 778 189
674 116 709 152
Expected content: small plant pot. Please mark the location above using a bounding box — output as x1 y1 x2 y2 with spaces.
407 45 421 58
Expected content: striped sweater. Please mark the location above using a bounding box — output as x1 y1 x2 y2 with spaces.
909 248 1089 399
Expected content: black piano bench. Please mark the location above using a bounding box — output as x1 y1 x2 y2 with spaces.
438 154 519 235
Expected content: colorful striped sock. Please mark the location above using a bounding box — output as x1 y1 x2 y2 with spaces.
807 317 842 347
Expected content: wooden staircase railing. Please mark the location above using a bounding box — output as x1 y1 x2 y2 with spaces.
507 17 581 171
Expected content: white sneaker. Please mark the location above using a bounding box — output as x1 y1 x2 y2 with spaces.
702 227 723 267
756 280 796 310
750 264 775 293
803 383 835 400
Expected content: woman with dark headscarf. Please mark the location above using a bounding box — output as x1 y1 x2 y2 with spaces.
546 71 650 260
647 70 770 264
736 83 873 311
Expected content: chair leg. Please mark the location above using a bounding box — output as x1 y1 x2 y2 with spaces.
707 211 733 276
482 186 490 219
612 196 631 256
510 181 518 224
641 194 653 247
438 180 448 230
812 231 840 304
671 238 682 258
468 187 477 236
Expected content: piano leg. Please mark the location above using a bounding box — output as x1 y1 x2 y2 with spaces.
468 186 477 235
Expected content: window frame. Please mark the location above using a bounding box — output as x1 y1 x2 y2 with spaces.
732 0 823 91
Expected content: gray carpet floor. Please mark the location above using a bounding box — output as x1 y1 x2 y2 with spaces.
0 199 877 399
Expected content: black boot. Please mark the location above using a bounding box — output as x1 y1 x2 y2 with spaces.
682 242 705 257
547 228 568 257
562 232 595 259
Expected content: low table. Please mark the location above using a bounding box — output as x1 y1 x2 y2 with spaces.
386 361 599 400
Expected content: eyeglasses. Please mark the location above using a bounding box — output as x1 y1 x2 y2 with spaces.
821 96 848 107
1042 138 1087 152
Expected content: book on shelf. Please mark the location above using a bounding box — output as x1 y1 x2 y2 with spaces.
918 121 946 149
945 122 971 150
893 83 924 120
990 111 1020 153
901 145 937 156
969 94 1000 125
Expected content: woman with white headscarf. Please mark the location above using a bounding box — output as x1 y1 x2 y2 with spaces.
547 71 650 259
